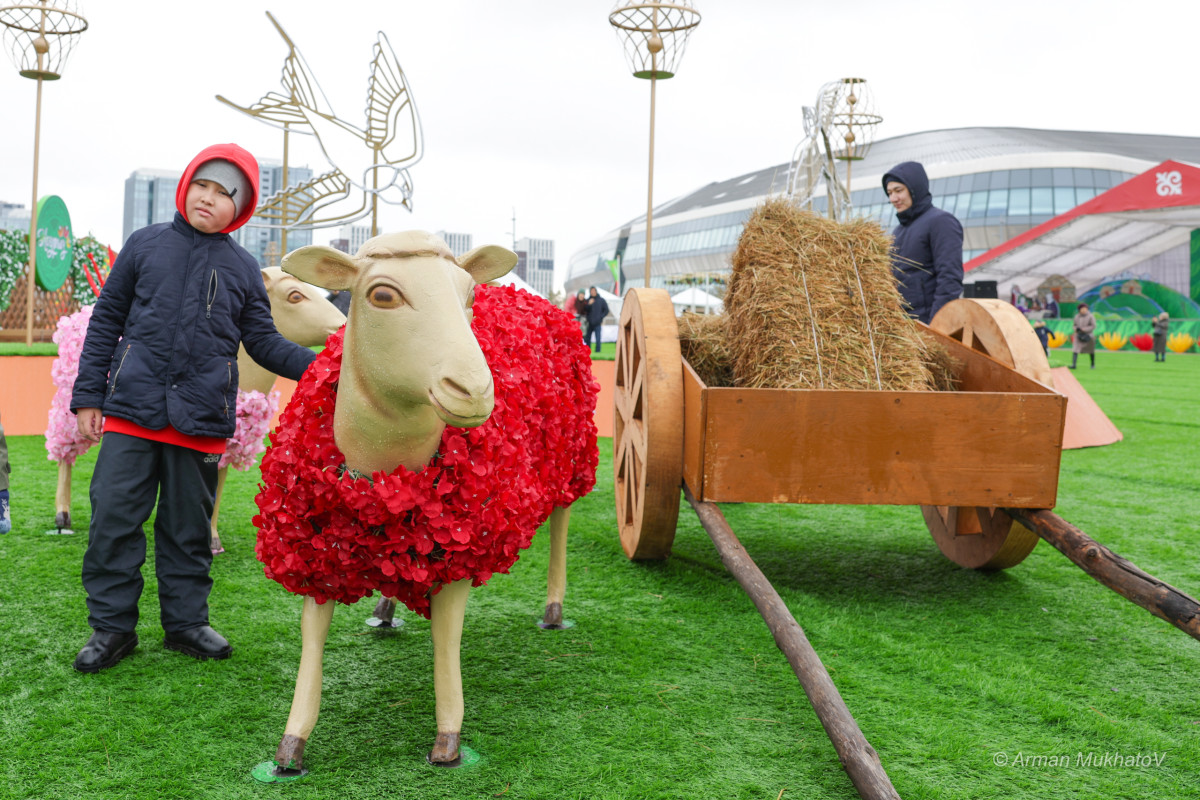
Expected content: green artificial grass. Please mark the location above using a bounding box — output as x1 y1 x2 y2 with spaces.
0 350 1197 799
0 342 57 356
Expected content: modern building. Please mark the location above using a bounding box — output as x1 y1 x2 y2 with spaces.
122 169 180 244
515 236 554 298
337 223 371 255
236 159 313 266
122 161 315 265
566 127 1200 301
435 231 473 258
0 201 29 234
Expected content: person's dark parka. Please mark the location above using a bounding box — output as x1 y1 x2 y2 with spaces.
882 161 964 324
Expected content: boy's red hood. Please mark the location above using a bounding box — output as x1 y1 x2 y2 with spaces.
175 143 260 234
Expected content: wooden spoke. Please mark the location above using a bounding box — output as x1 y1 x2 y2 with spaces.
613 288 684 560
921 299 1051 569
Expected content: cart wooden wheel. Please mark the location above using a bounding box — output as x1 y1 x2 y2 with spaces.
921 298 1053 569
613 288 685 560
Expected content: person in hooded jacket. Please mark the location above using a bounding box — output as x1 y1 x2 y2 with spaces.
882 162 964 324
70 144 317 673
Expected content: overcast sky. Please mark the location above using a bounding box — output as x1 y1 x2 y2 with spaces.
1 0 1197 293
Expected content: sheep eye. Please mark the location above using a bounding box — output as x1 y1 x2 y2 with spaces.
368 284 404 309
287 289 305 304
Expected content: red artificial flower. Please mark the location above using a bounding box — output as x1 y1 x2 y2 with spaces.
255 284 599 618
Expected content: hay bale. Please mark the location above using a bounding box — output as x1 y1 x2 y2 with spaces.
678 312 734 387
724 198 941 391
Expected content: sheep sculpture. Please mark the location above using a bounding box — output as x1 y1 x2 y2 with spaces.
45 269 344 541
252 231 598 777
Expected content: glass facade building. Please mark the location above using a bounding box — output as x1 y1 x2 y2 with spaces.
567 128 1200 298
122 161 316 266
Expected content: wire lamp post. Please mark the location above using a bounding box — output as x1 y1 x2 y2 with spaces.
828 78 880 199
609 1 700 290
0 0 87 345
786 78 882 222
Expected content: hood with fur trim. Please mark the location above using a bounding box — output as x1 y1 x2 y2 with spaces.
175 143 260 234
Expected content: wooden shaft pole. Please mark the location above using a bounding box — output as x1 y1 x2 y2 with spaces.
1005 507 1200 642
684 487 901 800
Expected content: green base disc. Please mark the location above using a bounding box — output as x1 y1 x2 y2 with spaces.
251 761 309 783
427 744 483 769
538 618 576 630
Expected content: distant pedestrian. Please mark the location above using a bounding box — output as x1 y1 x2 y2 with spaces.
0 413 10 535
1070 303 1096 369
585 286 609 353
1152 311 1169 362
1033 321 1050 356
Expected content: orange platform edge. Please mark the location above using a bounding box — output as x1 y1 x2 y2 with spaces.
0 356 616 440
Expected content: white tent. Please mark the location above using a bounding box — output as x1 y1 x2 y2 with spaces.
593 287 623 323
490 272 543 298
670 287 723 315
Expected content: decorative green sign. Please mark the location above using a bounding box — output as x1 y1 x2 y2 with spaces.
34 195 73 292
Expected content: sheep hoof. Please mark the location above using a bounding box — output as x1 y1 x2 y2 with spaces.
253 734 309 782
55 511 71 529
538 603 575 630
427 732 461 766
541 602 563 627
366 596 402 628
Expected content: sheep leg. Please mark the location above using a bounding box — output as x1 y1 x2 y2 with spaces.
274 596 335 774
541 505 571 628
209 466 229 552
54 461 72 529
370 595 399 625
429 579 470 765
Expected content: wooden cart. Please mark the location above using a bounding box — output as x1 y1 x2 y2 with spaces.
611 288 1200 800
614 289 1066 569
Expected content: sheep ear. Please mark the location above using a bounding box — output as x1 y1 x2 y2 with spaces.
459 245 517 285
261 266 285 292
283 246 359 292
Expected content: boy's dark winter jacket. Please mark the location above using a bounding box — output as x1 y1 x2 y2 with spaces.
71 144 315 439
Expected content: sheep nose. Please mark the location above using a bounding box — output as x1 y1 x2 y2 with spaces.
440 375 490 400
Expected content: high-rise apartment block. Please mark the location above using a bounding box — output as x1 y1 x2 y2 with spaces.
0 201 29 234
516 236 554 298
123 169 180 244
236 159 313 266
338 224 371 255
434 231 473 258
122 160 315 265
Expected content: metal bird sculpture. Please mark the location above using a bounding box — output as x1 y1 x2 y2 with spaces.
216 12 423 232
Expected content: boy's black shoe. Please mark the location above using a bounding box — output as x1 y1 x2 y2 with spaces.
164 626 232 660
74 630 138 673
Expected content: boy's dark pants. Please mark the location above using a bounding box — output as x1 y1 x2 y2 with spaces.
82 433 218 634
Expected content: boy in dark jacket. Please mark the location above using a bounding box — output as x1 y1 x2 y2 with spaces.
70 144 316 673
882 162 964 324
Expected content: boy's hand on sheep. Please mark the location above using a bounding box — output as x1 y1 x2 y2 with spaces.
77 408 103 443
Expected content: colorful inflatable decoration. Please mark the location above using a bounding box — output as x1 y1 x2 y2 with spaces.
1167 332 1196 353
1130 333 1153 351
1098 331 1128 351
1047 330 1068 349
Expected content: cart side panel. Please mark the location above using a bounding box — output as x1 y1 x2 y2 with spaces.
924 327 1057 395
682 359 707 499
699 389 1065 507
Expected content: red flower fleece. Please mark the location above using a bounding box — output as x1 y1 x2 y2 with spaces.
254 284 600 617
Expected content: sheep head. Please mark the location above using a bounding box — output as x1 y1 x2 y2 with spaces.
261 267 346 347
282 232 516 431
